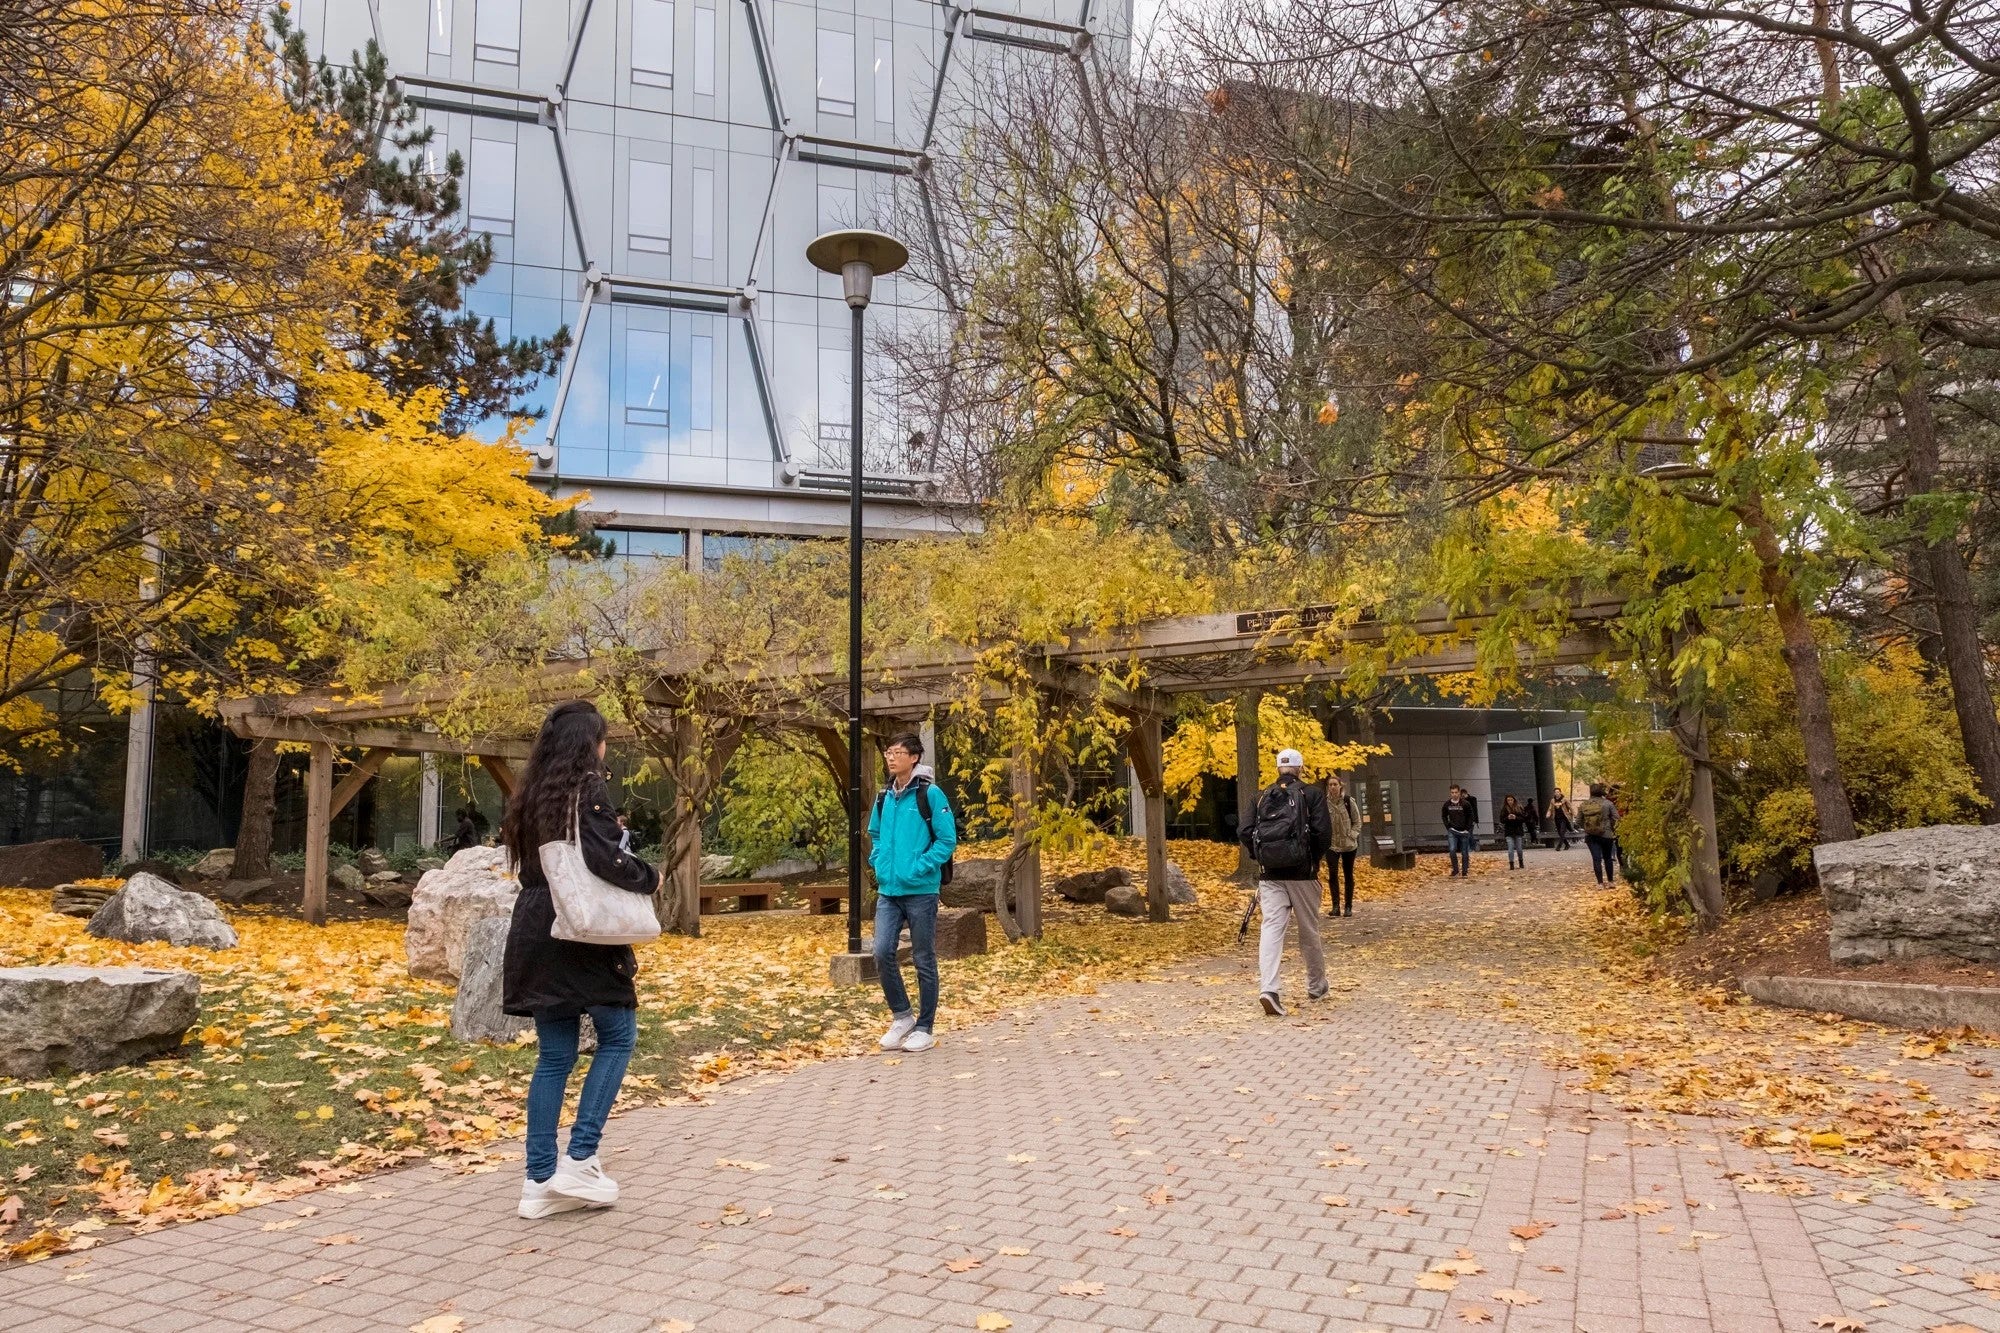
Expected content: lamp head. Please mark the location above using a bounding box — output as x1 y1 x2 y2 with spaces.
806 229 909 309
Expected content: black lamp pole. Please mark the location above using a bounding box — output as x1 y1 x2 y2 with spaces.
806 229 908 965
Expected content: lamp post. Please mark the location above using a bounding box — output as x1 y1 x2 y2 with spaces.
806 228 908 969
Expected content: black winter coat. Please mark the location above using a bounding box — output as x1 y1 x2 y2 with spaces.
502 777 659 1018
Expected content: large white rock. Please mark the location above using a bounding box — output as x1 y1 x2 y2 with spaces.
406 846 518 983
86 873 238 950
1817 824 2000 965
0 966 199 1077
1163 861 1199 906
450 917 530 1043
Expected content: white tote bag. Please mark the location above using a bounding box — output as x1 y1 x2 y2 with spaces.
540 804 661 946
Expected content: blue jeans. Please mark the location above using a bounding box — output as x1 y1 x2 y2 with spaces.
1505 834 1525 868
1586 834 1619 884
525 1005 637 1182
1446 829 1477 875
874 892 939 1031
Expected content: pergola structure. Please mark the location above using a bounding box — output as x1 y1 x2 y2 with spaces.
218 598 1622 928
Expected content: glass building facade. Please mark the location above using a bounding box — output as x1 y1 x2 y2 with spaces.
288 0 1134 557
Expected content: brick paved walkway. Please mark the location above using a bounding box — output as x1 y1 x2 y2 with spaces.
6 851 1998 1332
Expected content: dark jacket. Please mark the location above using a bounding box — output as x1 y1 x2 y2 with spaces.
1500 803 1532 836
1238 774 1332 881
503 776 659 1018
1441 794 1479 833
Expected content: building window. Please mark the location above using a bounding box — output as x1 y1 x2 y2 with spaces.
817 345 849 468
693 4 716 95
690 334 714 431
474 0 519 64
628 159 672 254
702 533 793 572
602 527 689 563
873 38 894 127
633 0 673 88
428 0 453 55
691 167 714 260
816 182 855 234
468 137 516 237
625 330 672 427
816 29 855 116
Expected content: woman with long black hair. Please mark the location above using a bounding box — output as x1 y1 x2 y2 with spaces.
501 700 660 1219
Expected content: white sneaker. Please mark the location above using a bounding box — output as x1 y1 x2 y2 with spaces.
880 1014 918 1050
900 1028 936 1053
548 1153 618 1206
518 1176 589 1219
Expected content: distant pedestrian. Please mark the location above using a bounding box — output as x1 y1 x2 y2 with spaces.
1547 792 1574 851
868 733 958 1054
1325 774 1362 918
615 809 634 854
1242 748 1332 1016
1577 783 1620 885
500 701 660 1220
1501 795 1531 869
1441 784 1480 877
452 807 478 851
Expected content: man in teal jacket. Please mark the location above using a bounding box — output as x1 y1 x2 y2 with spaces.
867 732 957 1053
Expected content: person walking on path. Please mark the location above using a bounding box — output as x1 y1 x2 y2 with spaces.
500 701 660 1220
868 732 958 1054
1325 774 1362 918
1577 783 1621 885
1441 785 1479 877
1241 748 1332 1016
1501 795 1531 869
1547 791 1574 851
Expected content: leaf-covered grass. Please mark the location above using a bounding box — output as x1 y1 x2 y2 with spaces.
2 838 1428 1259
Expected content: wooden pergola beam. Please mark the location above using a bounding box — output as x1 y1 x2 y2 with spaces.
330 748 394 819
479 756 517 799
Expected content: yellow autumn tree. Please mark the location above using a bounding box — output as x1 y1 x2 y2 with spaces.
0 2 557 788
1161 694 1385 813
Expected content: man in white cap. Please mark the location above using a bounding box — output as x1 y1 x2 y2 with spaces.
1238 748 1333 1015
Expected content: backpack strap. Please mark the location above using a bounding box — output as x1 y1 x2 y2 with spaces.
879 778 943 850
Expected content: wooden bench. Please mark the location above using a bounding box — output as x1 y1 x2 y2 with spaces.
802 883 847 915
696 881 779 913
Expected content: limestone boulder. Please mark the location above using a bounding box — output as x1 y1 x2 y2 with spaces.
87 873 238 950
940 857 1015 911
0 838 103 889
188 848 235 881
450 918 530 1043
935 906 987 959
218 878 275 905
363 876 413 909
357 848 392 877
750 856 817 880
51 883 116 918
1104 884 1147 917
699 853 737 881
407 846 518 982
331 863 366 894
0 966 199 1077
1817 824 2000 966
1055 866 1131 904
1163 861 1199 906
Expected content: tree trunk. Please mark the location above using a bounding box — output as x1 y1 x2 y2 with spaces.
1883 323 2000 819
1232 690 1263 882
1740 494 1857 842
1008 742 1042 939
1668 689 1725 928
232 738 279 878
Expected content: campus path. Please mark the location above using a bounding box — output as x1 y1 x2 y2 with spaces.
6 852 1999 1333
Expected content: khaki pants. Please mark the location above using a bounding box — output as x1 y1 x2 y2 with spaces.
1257 879 1326 998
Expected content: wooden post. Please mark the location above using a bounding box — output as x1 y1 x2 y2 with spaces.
1232 690 1263 883
1125 714 1170 923
1009 743 1041 938
303 740 333 927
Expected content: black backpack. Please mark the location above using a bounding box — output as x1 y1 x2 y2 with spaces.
873 777 955 885
1250 781 1312 872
